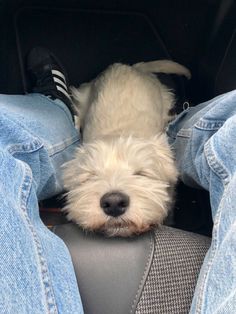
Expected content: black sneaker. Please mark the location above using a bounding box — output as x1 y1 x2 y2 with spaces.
27 47 75 120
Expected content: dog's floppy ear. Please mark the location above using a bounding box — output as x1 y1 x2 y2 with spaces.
149 134 178 184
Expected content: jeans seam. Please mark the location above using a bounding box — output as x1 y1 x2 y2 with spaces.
19 163 58 314
195 120 224 131
8 141 43 155
7 134 79 159
195 202 222 314
176 128 191 138
204 139 229 184
47 136 80 157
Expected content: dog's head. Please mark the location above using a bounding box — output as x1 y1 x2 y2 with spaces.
63 135 178 236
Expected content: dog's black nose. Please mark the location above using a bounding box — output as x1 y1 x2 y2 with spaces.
100 191 130 217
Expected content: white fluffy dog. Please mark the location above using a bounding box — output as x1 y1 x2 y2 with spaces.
63 60 190 236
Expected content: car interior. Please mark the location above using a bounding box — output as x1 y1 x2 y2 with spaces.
1 0 235 313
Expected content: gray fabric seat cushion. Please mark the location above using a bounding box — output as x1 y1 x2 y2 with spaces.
53 224 211 314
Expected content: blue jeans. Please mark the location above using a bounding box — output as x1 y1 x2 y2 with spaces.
0 94 83 313
167 90 236 313
0 90 236 313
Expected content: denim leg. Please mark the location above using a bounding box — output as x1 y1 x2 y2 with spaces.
0 94 83 313
167 90 236 313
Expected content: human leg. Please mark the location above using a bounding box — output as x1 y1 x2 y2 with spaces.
0 93 83 313
167 90 236 313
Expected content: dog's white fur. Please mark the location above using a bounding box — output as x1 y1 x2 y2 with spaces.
63 60 190 236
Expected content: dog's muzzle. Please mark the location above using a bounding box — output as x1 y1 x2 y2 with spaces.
100 191 130 217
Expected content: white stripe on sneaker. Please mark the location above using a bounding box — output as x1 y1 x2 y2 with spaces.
52 69 66 83
53 77 68 92
56 85 71 100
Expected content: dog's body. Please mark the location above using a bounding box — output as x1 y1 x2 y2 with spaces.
63 60 190 236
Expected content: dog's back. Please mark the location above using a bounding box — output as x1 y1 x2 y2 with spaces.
71 60 190 142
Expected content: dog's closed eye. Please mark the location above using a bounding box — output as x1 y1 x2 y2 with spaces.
133 170 154 178
79 171 97 183
134 170 146 176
